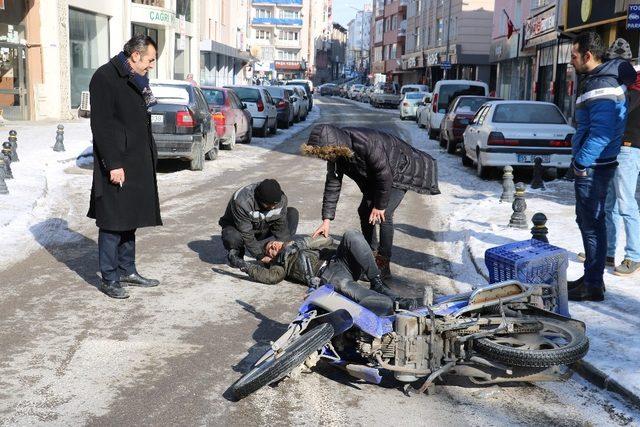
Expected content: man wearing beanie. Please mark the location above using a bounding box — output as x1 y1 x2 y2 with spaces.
219 179 299 265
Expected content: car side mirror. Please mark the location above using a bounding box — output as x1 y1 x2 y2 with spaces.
241 103 247 110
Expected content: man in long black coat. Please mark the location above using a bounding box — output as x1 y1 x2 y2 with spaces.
302 124 439 279
88 35 163 299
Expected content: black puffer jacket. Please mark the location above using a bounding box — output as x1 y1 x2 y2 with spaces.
306 124 440 220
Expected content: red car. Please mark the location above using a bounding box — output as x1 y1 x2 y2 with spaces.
440 95 500 154
201 86 252 150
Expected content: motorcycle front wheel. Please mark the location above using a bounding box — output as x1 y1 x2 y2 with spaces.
474 317 589 368
232 323 334 399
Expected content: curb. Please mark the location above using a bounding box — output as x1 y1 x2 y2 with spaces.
466 240 640 409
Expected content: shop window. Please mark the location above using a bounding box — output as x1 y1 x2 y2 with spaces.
70 8 109 108
176 0 192 22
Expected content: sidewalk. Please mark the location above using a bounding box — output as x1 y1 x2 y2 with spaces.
452 178 640 406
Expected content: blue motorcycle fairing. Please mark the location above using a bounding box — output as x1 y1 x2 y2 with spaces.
299 285 394 338
307 309 354 336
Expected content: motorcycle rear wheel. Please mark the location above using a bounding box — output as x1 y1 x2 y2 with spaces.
232 323 334 399
475 317 589 368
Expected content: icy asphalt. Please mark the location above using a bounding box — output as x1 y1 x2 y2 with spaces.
0 96 638 426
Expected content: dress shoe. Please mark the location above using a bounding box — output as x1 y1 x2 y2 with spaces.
568 282 604 302
119 273 159 287
100 280 129 299
375 254 392 279
568 276 605 292
396 297 421 311
370 276 399 298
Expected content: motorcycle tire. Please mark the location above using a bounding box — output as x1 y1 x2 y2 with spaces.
232 323 334 399
474 317 589 368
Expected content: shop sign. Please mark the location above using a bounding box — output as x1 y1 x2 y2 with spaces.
525 6 556 43
275 60 303 70
627 4 640 29
254 61 273 72
426 52 439 66
407 56 416 68
565 0 625 32
131 3 176 28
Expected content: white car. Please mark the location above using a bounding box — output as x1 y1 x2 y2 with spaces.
289 85 309 120
425 80 489 140
224 85 278 137
399 92 430 120
461 101 575 179
400 84 429 95
348 84 364 99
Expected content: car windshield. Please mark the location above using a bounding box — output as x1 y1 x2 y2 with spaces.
352 84 363 90
406 92 426 100
438 84 486 112
402 87 421 93
201 88 225 106
231 87 260 102
150 84 192 104
492 104 567 124
455 97 492 113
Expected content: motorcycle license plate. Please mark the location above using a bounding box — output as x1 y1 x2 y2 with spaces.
151 114 164 124
517 154 550 163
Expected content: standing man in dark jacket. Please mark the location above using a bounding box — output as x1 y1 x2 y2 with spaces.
88 35 163 299
568 32 636 301
302 124 440 278
219 179 299 264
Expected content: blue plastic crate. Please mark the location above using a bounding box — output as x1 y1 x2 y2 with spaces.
485 239 569 316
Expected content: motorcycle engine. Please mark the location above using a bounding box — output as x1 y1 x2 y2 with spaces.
393 314 434 382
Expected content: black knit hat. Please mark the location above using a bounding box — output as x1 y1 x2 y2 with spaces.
255 179 282 205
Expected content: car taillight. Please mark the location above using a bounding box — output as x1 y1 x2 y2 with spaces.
176 111 194 127
488 131 519 146
257 99 264 112
277 100 287 108
432 93 438 113
212 111 225 126
550 134 573 147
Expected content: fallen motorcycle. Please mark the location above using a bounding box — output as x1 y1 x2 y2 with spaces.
231 280 588 399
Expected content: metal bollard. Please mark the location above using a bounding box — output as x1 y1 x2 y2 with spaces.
531 212 549 243
0 161 8 194
509 182 528 229
53 124 65 152
500 165 515 203
2 141 12 180
530 157 545 190
8 129 18 162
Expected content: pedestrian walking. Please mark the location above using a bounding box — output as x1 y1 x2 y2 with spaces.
604 38 640 277
567 32 636 302
219 179 299 265
302 124 440 279
185 73 198 87
88 34 163 299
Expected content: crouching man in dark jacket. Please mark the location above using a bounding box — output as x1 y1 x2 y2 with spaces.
219 179 298 265
302 124 440 278
229 230 418 315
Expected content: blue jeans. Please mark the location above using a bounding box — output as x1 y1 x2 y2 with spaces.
605 146 640 262
574 166 617 286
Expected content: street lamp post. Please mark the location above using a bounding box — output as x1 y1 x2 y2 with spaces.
444 0 453 79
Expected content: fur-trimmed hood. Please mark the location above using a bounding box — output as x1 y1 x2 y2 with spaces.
301 124 355 160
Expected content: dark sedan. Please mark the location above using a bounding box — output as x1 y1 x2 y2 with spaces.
149 79 217 171
263 86 294 129
440 95 500 154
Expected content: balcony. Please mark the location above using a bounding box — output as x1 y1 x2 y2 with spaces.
252 18 276 27
275 39 302 49
252 17 302 27
252 0 302 5
398 20 407 39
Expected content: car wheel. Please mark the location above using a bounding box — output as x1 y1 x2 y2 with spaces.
243 124 252 144
428 125 437 140
224 127 237 150
281 119 290 130
257 120 268 137
205 137 219 160
400 114 406 120
190 140 205 171
461 146 473 167
476 148 493 179
270 120 277 135
446 135 458 155
294 112 300 123
300 113 307 121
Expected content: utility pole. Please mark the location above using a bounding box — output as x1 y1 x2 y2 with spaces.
444 0 453 79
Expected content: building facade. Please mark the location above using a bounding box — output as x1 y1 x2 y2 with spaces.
346 8 372 76
370 0 407 83
315 22 346 83
399 0 494 88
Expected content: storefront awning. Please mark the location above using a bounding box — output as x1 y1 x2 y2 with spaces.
200 40 251 62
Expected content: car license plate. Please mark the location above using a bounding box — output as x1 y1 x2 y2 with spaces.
151 114 164 124
517 154 550 163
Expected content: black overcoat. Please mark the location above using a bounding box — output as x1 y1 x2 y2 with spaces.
87 56 162 231
306 124 440 220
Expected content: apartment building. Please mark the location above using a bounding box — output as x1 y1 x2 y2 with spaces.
346 8 372 75
400 0 494 88
370 0 408 84
315 22 346 83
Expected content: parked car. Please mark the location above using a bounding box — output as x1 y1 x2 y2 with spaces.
400 84 429 95
370 82 401 108
149 79 217 171
224 85 278 137
319 83 337 95
462 101 575 179
423 79 489 140
290 86 309 121
361 86 374 103
348 84 364 99
263 86 294 129
440 95 498 154
399 91 430 120
285 79 313 111
201 86 252 150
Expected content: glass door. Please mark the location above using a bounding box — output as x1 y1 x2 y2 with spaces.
132 24 159 79
0 42 27 120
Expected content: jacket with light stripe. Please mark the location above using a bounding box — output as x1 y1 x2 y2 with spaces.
572 59 636 169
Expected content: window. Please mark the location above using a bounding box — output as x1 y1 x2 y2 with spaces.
69 8 109 108
232 87 260 102
278 30 299 40
174 34 191 80
176 0 191 22
493 104 567 124
436 18 443 45
390 43 396 59
450 17 457 40
279 10 300 19
375 20 383 42
255 29 271 40
415 26 422 49
417 0 422 13
277 50 298 60
438 84 487 112
391 15 397 30
255 8 272 18
374 46 383 61
262 47 274 60
201 88 226 106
